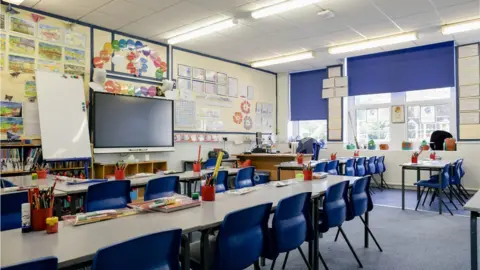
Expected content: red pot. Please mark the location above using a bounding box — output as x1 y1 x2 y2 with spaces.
202 185 215 201
411 156 418 164
115 169 125 180
31 208 53 231
303 170 313 181
193 163 201 172
37 170 47 179
297 157 303 164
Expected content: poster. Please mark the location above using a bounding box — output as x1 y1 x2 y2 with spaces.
0 14 5 30
205 82 216 94
64 64 85 77
391 105 405 123
9 36 36 56
366 109 378 123
217 72 227 85
217 84 227 96
39 23 63 43
8 55 35 73
177 77 191 91
0 34 5 52
192 67 205 80
228 77 237 97
65 30 86 48
247 85 254 100
178 64 191 78
24 81 37 97
39 42 62 61
37 59 62 73
192 80 204 93
10 17 35 36
64 47 85 65
0 117 23 135
0 101 22 117
206 70 216 82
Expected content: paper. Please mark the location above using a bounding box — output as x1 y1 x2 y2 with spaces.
64 64 85 77
459 98 480 111
328 98 342 116
217 84 227 96
458 56 479 86
0 101 22 117
192 67 204 80
24 81 37 97
205 82 216 94
180 89 194 101
247 86 254 100
262 103 273 115
322 89 334 98
335 87 348 97
335 77 348 87
228 77 238 97
420 105 435 123
328 129 341 140
23 101 41 137
10 17 35 36
206 70 216 82
459 85 480 98
255 114 262 129
177 78 192 91
239 86 247 98
458 44 479 58
256 103 262 113
9 36 35 56
39 42 62 61
39 23 63 43
8 55 35 73
217 72 227 85
64 47 85 65
329 117 342 129
459 112 480 124
192 80 204 93
175 100 196 128
459 124 480 140
37 60 62 73
328 66 341 78
261 115 273 130
323 78 334 88
366 109 378 123
0 117 23 135
65 30 86 49
178 64 191 78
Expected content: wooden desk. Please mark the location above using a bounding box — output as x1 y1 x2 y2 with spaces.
234 153 312 180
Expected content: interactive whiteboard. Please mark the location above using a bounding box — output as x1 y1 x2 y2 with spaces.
35 71 92 160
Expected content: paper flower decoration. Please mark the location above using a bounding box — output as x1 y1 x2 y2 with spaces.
241 100 251 114
233 112 243 124
244 116 253 130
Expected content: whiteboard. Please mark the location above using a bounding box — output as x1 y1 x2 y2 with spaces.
35 71 92 160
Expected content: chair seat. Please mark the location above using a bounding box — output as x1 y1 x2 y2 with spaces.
414 180 440 188
189 235 217 270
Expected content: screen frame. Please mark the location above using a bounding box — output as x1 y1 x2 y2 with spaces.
92 91 175 153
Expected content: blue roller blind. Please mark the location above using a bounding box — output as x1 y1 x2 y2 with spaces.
347 41 455 96
290 69 328 121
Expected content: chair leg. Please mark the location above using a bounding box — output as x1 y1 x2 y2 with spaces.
442 190 458 210
371 175 383 191
456 185 469 200
334 227 340 242
429 190 437 206
422 188 431 206
359 216 383 252
270 258 276 270
254 260 261 270
261 257 266 267
440 198 454 216
318 251 329 270
339 226 363 268
297 247 312 270
449 186 465 205
415 186 426 211
459 184 470 199
193 181 198 193
281 251 289 269
380 173 391 189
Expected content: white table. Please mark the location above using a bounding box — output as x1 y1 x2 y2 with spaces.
182 158 238 171
0 175 360 270
464 191 480 270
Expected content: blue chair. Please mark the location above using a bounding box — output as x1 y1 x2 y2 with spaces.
2 257 58 270
92 229 182 270
0 179 16 188
189 203 272 269
234 167 255 189
344 159 355 176
318 181 363 269
204 158 217 169
262 193 312 270
453 159 469 200
355 157 366 177
144 176 180 201
375 156 390 189
414 164 455 215
326 160 339 175
85 180 132 212
366 156 383 191
1 191 28 231
312 142 320 161
313 162 327 173
203 171 229 193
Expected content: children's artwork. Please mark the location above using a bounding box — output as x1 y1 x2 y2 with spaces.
217 72 227 85
10 17 35 36
366 109 378 123
0 14 5 30
8 55 35 73
192 67 205 80
178 64 191 78
205 82 216 94
39 42 62 61
192 80 204 93
217 84 227 96
64 64 85 77
64 47 85 65
391 105 405 123
247 85 254 100
0 101 22 117
65 30 86 49
0 34 5 52
228 77 237 97
0 53 4 71
24 81 37 97
9 36 35 56
39 23 63 43
0 117 23 135
37 59 62 73
206 70 216 82
177 78 191 91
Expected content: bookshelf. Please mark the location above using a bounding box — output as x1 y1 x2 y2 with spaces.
93 161 168 179
0 140 42 177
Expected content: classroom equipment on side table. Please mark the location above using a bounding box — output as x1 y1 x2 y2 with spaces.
429 130 453 151
234 167 255 189
368 140 376 150
91 229 182 270
128 195 200 213
85 180 132 212
114 162 126 180
201 152 225 201
1 191 28 231
46 217 58 234
2 257 58 270
402 141 413 150
144 176 181 201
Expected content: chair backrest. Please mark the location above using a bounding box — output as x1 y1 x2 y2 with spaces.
319 181 348 232
214 203 272 270
458 159 465 178
366 156 376 174
234 167 255 189
1 191 28 231
440 163 450 189
348 177 369 219
0 179 16 188
204 171 229 193
144 176 180 201
313 162 327 173
312 143 320 161
376 156 386 173
344 159 355 176
92 229 182 270
2 257 58 270
204 158 217 169
85 180 132 212
355 157 366 176
451 161 460 185
327 160 339 175
272 193 311 253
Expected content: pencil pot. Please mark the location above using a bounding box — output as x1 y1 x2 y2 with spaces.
36 170 47 179
193 163 201 172
411 156 418 164
330 154 337 160
296 156 303 164
303 170 313 181
201 185 215 201
115 169 125 180
31 207 53 231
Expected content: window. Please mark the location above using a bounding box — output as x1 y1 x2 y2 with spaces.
298 120 327 141
356 108 390 142
406 88 451 102
407 104 450 141
355 93 391 105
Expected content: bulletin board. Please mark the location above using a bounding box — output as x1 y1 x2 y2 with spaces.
0 4 91 139
172 48 276 134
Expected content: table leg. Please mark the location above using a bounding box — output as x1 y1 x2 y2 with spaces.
471 211 478 270
54 197 62 218
308 200 314 266
183 162 187 172
70 195 76 215
417 168 421 200
181 234 190 270
277 167 281 181
364 211 369 248
402 167 405 210
313 197 319 270
187 182 192 197
438 171 443 215
200 230 210 270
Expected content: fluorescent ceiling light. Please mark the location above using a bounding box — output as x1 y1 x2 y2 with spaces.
252 0 321 19
441 18 480 35
167 19 237 45
328 32 418 54
3 0 24 4
251 51 315 68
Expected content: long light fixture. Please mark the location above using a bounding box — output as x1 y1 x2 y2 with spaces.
3 0 24 4
441 18 480 35
251 51 315 68
167 19 237 45
328 32 418 54
251 0 321 19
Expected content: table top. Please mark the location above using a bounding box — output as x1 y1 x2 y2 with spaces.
0 174 360 268
182 158 238 163
234 153 312 158
400 160 454 169
464 191 480 213
1 177 67 197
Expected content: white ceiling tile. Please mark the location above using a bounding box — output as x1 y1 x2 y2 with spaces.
371 0 433 19
82 11 129 30
393 12 442 31
430 0 477 9
241 15 297 33
351 20 402 38
188 0 254 13
220 23 266 40
153 14 230 40
437 1 480 23
20 0 41 7
34 0 112 19
95 0 153 20
453 30 480 45
322 0 386 26
123 0 183 11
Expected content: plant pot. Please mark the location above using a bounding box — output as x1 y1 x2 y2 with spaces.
202 185 215 201
411 156 418 164
193 163 201 172
31 207 53 231
36 170 47 179
303 170 313 181
115 169 125 180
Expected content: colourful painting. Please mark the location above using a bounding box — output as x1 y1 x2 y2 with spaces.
0 117 24 135
9 36 36 56
37 59 62 73
24 81 37 97
0 101 22 117
64 64 85 77
39 42 62 61
65 30 86 48
64 47 85 65
39 23 63 43
0 53 4 71
8 55 35 73
10 17 35 36
0 34 5 52
0 14 5 30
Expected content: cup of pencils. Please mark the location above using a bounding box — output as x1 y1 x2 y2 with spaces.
353 150 359 157
411 152 420 164
30 186 55 231
303 163 313 181
330 152 337 160
115 162 126 180
193 160 202 172
202 151 224 201
35 163 48 179
296 153 304 164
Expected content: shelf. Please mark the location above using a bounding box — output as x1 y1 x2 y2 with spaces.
49 167 91 171
0 143 42 147
0 170 30 175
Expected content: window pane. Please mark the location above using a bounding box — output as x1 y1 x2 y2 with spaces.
356 109 366 121
355 93 391 105
407 104 450 141
420 106 435 123
298 120 327 141
357 107 390 142
435 104 450 117
405 88 451 102
366 109 378 122
407 106 420 118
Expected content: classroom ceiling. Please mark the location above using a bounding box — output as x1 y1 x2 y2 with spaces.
20 0 480 73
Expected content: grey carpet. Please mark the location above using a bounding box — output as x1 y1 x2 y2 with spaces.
248 205 479 270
